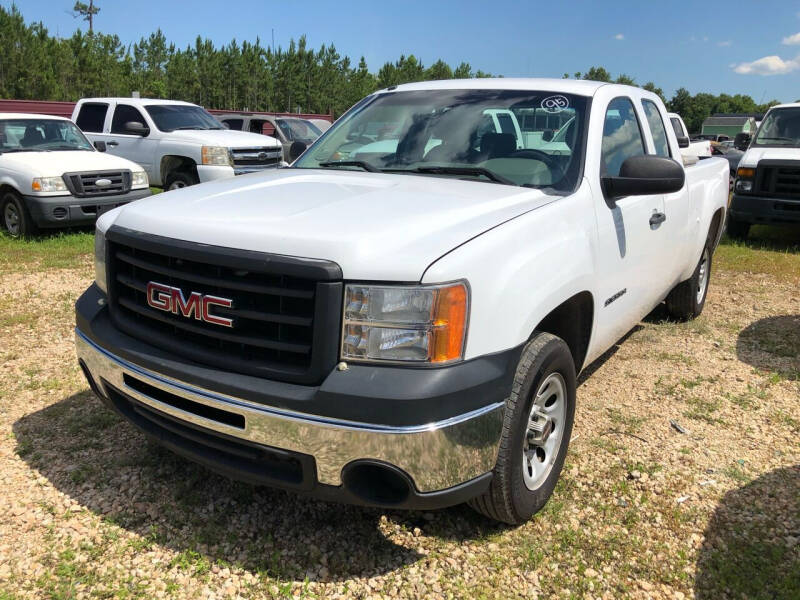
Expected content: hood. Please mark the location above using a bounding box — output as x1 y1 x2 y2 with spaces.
0 150 143 176
740 146 800 167
104 169 555 281
163 129 281 149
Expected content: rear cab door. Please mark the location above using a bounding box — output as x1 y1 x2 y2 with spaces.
641 98 690 285
74 101 110 148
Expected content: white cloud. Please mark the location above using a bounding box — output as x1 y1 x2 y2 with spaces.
782 32 800 45
614 33 624 40
717 40 732 47
733 54 800 75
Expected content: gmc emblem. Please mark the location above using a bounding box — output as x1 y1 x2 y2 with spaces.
146 281 234 328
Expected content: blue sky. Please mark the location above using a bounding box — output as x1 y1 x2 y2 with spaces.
8 0 800 102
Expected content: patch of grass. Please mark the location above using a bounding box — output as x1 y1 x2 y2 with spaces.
726 384 768 409
0 230 94 272
683 396 723 424
716 230 800 282
771 410 800 432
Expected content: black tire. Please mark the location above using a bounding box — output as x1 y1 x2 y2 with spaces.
1 191 38 238
468 332 576 525
165 170 199 190
726 216 750 240
665 234 713 321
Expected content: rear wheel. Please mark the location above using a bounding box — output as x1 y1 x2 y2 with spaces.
1 191 38 238
665 238 712 321
468 332 576 525
165 170 199 190
726 216 750 240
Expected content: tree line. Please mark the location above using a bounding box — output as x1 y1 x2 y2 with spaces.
0 5 782 129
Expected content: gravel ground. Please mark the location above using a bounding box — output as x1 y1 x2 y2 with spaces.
0 237 798 599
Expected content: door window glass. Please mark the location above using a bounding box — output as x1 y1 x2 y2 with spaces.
111 104 147 134
76 103 108 133
601 97 646 177
641 100 671 157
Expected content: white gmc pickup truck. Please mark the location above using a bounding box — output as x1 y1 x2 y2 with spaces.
75 79 728 524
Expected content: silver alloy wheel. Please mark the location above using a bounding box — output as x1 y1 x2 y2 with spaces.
3 202 20 236
522 372 567 491
696 247 710 304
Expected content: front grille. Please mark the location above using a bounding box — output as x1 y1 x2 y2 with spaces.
756 161 800 199
106 226 342 385
64 170 131 197
230 146 282 167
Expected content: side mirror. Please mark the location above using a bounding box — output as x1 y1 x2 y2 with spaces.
676 136 690 149
289 141 307 163
542 129 554 142
124 121 150 136
734 132 751 151
94 140 107 152
602 155 685 200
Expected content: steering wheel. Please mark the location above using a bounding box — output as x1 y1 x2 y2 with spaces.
507 148 560 169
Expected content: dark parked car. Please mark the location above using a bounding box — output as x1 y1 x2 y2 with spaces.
711 145 744 189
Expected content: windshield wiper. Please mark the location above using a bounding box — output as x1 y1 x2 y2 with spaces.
168 126 206 131
0 148 43 153
388 165 518 186
318 160 380 173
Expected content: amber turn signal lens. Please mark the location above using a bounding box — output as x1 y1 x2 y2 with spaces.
737 167 755 178
431 283 468 363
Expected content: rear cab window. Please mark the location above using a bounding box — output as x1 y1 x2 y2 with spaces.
222 118 243 130
669 117 687 139
76 102 109 133
641 100 671 157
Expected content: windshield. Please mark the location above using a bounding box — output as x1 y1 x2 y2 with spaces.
0 119 94 153
294 89 587 190
145 105 224 132
753 107 800 147
276 118 322 142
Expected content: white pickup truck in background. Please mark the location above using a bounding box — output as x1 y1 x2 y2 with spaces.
72 98 284 190
1 113 150 237
668 112 711 161
76 79 728 524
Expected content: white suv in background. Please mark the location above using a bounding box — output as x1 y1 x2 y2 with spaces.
0 113 150 237
72 98 283 190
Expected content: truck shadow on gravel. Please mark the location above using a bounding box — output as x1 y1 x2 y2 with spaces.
13 391 507 581
695 465 800 599
736 315 800 377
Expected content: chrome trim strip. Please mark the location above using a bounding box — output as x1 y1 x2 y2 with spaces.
75 329 504 490
76 329 502 434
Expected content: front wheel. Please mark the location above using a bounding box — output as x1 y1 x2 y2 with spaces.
165 170 199 190
2 191 38 238
468 332 576 525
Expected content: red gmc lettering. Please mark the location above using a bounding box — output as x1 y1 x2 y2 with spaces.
145 281 233 328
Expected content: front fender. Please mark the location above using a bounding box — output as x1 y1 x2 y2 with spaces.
422 188 597 361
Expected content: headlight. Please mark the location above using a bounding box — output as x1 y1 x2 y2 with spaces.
131 170 149 189
31 176 67 193
95 229 107 295
341 282 468 364
201 146 233 166
735 167 754 193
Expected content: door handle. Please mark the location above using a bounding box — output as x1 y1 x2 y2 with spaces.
649 212 666 226
106 141 119 147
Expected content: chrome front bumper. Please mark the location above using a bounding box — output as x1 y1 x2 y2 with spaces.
75 330 504 493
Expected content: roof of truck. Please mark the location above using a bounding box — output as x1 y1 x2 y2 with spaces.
78 98 195 107
385 78 612 96
0 112 71 121
766 102 800 110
